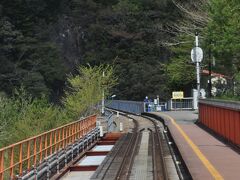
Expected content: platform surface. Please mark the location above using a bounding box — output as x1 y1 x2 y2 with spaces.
153 111 240 180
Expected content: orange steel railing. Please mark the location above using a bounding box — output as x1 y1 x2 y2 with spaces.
0 115 96 180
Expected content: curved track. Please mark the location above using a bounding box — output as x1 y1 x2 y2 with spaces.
126 114 168 180
97 111 168 180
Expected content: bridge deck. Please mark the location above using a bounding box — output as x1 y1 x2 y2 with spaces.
153 111 240 180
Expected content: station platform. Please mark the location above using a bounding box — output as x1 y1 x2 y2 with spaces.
152 111 240 180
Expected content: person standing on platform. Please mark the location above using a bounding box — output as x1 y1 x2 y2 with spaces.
144 96 149 112
148 98 152 112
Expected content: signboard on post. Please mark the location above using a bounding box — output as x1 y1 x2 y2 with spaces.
191 47 203 63
172 91 184 99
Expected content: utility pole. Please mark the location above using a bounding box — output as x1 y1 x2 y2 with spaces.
101 71 105 115
191 32 203 108
208 46 212 98
195 32 201 99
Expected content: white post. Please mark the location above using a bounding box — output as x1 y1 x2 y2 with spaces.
119 122 123 132
101 71 105 115
190 33 203 110
195 33 201 102
193 89 198 110
196 61 200 98
99 126 103 137
195 34 199 47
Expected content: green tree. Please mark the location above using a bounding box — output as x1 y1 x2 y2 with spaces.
205 0 240 75
0 87 67 147
63 65 117 119
166 35 195 95
0 65 117 147
0 0 66 99
68 0 181 100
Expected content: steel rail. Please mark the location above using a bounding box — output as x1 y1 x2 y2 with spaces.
143 113 190 179
123 112 168 180
98 112 139 180
98 109 169 180
94 134 129 179
151 130 158 180
132 115 167 180
115 131 141 180
143 115 169 180
113 113 144 180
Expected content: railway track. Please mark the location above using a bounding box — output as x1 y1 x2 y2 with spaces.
127 114 168 180
92 111 170 180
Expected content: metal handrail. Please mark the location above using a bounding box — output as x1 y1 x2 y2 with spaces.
170 97 194 110
0 115 96 180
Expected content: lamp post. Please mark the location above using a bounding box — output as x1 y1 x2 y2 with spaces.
101 71 105 115
111 94 116 100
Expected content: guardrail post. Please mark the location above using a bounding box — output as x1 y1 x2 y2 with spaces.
33 138 37 167
0 150 4 180
19 143 23 176
44 134 48 158
29 140 34 169
10 147 14 179
50 132 53 155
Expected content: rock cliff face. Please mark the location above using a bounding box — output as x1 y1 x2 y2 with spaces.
0 0 203 100
64 0 185 100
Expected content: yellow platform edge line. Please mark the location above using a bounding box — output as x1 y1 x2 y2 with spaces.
161 113 224 180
